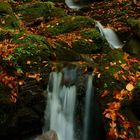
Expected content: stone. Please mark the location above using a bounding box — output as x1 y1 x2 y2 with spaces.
16 2 66 24
128 19 140 39
123 35 140 59
36 130 58 140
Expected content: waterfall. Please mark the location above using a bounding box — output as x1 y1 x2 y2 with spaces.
65 0 83 9
44 71 76 140
83 75 93 140
40 66 105 140
95 21 124 49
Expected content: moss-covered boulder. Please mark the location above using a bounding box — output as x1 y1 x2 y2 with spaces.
94 49 128 92
16 1 66 24
128 19 140 39
4 34 52 72
123 36 140 59
0 2 19 29
45 16 95 36
53 41 81 61
123 19 140 59
72 29 109 54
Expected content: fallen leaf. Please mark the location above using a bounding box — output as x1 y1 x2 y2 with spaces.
126 83 134 91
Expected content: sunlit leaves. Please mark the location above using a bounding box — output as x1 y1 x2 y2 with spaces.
126 83 134 91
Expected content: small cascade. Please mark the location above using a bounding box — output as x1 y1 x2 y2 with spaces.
44 70 76 140
41 66 106 140
83 75 93 140
95 21 123 49
65 0 83 9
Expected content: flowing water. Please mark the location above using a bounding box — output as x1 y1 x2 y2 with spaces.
65 0 83 9
42 67 96 140
95 21 124 49
44 70 77 140
83 75 93 140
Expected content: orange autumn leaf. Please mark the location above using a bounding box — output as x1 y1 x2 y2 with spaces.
114 89 128 101
110 121 116 128
113 73 119 80
104 110 117 121
107 102 121 110
107 127 118 139
126 83 134 91
101 90 109 98
122 121 131 129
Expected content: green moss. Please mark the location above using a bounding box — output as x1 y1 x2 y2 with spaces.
54 41 81 61
0 2 19 29
72 39 102 54
47 16 95 36
4 34 51 72
0 30 12 41
16 1 66 22
131 62 140 73
0 2 13 14
105 49 126 63
75 28 110 54
127 19 140 27
80 29 102 40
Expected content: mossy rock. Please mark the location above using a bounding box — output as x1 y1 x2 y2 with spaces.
72 39 101 54
128 19 140 28
46 16 95 36
102 49 126 63
123 36 140 59
41 0 65 2
0 2 19 29
0 29 13 41
72 29 109 54
94 49 127 91
127 19 140 39
4 34 52 72
16 1 66 23
53 41 81 61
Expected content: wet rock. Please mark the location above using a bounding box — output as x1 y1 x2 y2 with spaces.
36 130 58 140
128 19 140 39
0 81 46 140
131 81 140 120
123 35 140 59
123 19 140 59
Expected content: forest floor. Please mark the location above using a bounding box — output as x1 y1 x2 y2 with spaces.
0 0 140 139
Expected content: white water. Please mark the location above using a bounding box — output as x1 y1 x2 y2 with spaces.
65 0 83 9
83 75 93 140
95 21 124 49
44 72 76 140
